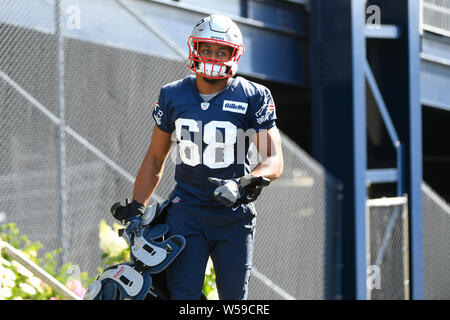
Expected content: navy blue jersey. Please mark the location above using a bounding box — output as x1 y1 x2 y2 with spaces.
152 75 277 205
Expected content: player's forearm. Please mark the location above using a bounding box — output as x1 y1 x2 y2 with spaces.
251 127 284 180
250 154 284 181
132 157 165 206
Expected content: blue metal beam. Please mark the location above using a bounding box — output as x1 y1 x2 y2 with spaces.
406 0 424 300
351 0 368 300
312 0 423 299
310 0 367 299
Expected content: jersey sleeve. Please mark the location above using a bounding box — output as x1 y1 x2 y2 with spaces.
249 87 277 131
152 88 174 133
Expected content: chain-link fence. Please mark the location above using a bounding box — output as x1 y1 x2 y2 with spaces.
423 182 450 300
248 134 343 300
0 0 344 300
366 184 450 300
366 196 410 300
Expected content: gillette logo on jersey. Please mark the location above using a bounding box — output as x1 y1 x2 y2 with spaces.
223 100 248 114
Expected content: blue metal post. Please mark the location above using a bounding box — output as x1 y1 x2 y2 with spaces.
406 0 423 300
365 0 423 299
240 0 248 18
310 0 367 299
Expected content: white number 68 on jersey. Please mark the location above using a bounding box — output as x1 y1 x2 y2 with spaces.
174 118 237 169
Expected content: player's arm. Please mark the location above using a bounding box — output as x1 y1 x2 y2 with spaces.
132 126 173 206
250 126 283 181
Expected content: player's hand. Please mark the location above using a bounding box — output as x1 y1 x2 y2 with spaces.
110 198 146 224
208 174 270 207
208 177 241 206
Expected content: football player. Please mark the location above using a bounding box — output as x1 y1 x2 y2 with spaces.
124 14 283 299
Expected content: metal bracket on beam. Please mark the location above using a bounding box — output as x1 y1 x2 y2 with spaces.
364 59 401 148
365 24 402 39
366 168 398 184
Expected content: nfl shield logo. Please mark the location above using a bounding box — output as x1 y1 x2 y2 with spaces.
201 102 210 110
172 196 181 204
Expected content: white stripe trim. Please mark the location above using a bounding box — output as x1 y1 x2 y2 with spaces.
1 70 61 125
422 183 450 217
252 267 296 300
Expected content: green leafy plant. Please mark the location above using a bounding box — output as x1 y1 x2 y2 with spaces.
0 223 92 300
0 220 219 300
97 219 130 273
203 258 218 300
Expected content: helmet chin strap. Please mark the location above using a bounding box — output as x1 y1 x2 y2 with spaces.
202 77 218 84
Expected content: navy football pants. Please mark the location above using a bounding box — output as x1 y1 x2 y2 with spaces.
164 196 256 300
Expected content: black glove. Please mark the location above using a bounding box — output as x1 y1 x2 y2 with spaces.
208 174 271 207
110 198 146 224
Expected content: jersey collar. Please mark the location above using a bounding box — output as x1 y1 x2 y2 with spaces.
189 75 237 105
